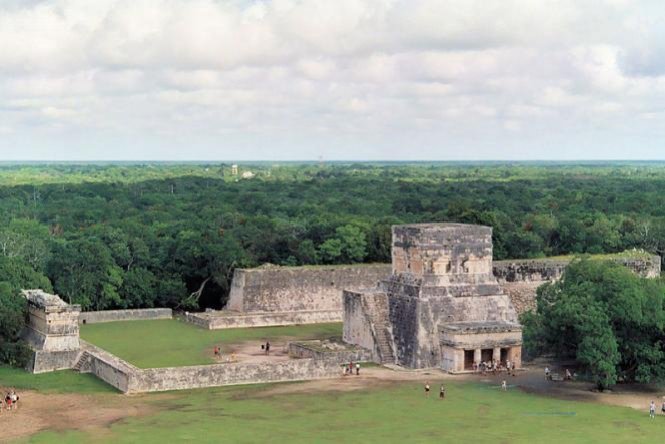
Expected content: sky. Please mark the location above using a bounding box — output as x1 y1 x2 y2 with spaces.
1 0 664 161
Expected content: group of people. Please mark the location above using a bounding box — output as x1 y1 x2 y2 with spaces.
3 390 19 411
343 362 360 376
261 341 271 355
424 382 446 399
544 366 575 381
474 360 516 375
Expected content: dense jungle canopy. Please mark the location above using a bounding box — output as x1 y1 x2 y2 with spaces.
2 161 665 313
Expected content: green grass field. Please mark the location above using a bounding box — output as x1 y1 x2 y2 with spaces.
23 379 665 444
0 366 116 394
80 319 342 368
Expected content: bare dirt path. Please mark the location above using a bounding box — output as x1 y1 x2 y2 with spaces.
0 390 155 442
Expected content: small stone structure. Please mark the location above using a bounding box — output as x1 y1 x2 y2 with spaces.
344 223 522 372
288 340 373 364
186 264 388 329
21 290 82 373
79 308 173 324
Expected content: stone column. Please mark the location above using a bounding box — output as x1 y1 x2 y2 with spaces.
474 349 481 365
493 347 501 363
510 347 522 368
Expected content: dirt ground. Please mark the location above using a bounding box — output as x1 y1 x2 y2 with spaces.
0 390 155 442
213 340 293 364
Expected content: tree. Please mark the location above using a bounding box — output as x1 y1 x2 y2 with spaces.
523 259 665 389
0 257 52 367
119 267 157 308
48 239 124 310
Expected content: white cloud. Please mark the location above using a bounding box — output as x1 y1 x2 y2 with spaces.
0 0 664 160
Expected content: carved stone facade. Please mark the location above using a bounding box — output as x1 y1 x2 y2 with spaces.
21 289 82 373
344 223 523 372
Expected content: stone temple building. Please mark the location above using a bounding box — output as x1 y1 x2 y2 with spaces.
343 223 522 372
21 289 82 373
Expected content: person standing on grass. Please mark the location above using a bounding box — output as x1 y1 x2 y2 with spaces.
545 366 550 380
355 362 360 375
501 380 507 391
439 384 445 399
650 400 656 418
424 382 430 397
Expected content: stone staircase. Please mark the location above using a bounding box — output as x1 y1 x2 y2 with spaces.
363 293 395 364
72 350 92 373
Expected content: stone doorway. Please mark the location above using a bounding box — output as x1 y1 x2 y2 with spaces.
500 348 508 364
481 349 493 363
464 350 474 370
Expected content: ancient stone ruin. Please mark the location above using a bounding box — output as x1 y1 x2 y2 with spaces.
21 289 82 373
344 223 522 372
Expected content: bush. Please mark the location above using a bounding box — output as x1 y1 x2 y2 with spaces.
0 341 32 368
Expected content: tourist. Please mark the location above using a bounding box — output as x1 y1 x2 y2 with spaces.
265 341 270 355
5 393 11 410
213 346 220 357
356 362 360 375
424 382 430 397
10 391 18 410
565 369 572 381
439 384 445 399
501 380 507 391
650 400 656 419
545 366 551 380
661 399 665 416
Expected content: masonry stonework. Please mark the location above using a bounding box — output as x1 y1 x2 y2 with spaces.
344 224 523 372
21 290 82 373
79 308 172 324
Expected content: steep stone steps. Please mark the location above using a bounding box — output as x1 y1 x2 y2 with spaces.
362 293 395 364
72 351 91 373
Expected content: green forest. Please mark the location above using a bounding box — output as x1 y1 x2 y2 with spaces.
2 161 665 314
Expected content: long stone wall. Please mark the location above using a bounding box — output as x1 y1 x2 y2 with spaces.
227 264 389 312
493 255 661 314
131 358 341 393
185 310 341 330
77 339 342 394
79 308 173 324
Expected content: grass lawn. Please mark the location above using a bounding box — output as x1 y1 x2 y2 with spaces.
0 366 115 394
80 319 342 368
25 380 665 443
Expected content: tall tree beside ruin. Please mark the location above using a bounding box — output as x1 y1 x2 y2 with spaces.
523 259 665 389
